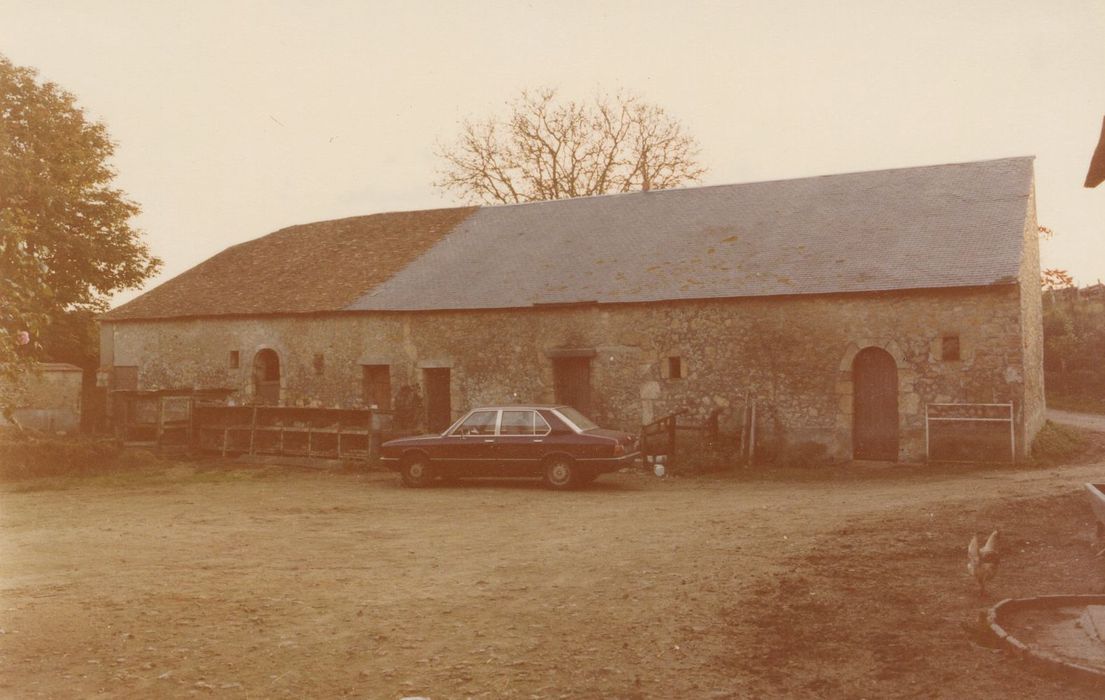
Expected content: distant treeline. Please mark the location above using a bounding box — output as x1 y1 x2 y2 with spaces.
1044 284 1105 411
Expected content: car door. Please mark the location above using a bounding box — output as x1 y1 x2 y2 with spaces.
442 409 499 476
495 409 551 476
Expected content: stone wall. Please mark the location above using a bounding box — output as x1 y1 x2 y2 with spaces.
101 283 1037 462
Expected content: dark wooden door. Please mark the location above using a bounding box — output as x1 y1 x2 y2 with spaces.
423 368 452 433
252 350 280 405
553 357 592 415
852 347 898 460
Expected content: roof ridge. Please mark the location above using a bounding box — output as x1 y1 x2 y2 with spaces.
472 156 1037 211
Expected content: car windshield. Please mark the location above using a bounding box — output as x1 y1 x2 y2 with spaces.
557 406 598 431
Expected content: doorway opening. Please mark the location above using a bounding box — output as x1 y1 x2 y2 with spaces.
423 367 452 432
552 356 592 415
252 349 281 405
852 346 899 460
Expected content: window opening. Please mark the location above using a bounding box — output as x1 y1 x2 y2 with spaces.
113 366 138 391
941 335 961 362
668 356 683 379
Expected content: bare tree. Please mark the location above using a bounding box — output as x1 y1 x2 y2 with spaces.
1038 225 1074 292
434 89 706 204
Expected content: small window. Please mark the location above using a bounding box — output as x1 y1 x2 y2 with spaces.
361 365 391 409
500 410 550 436
453 410 498 436
229 350 240 369
668 356 683 379
500 410 534 435
313 353 325 375
941 335 960 362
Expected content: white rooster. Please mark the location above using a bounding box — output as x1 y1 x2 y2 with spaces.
967 530 1000 596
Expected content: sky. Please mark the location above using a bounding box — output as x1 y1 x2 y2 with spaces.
3 0 1104 306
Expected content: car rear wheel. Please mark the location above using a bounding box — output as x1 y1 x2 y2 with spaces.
400 455 433 488
543 456 576 490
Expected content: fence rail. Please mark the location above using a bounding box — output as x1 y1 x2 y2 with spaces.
925 402 1015 463
640 408 722 460
194 405 389 462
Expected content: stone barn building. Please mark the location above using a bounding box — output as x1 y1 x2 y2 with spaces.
99 157 1044 462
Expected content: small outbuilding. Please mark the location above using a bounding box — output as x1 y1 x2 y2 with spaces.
99 157 1045 462
1 363 84 434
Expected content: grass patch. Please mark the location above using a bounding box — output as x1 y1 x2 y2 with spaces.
1 459 311 493
0 429 127 480
1030 420 1090 465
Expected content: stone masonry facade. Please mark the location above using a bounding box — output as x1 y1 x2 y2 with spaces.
101 280 1045 462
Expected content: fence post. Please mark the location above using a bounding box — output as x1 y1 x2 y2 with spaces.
368 409 378 463
155 397 166 447
748 401 757 466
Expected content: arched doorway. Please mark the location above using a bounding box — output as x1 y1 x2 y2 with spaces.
852 346 898 460
252 349 281 405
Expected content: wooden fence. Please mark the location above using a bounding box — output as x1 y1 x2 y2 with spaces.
640 408 722 460
194 405 388 462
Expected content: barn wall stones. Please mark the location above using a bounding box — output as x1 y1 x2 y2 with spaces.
101 282 1042 462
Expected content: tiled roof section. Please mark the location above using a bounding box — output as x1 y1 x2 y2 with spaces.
104 207 478 319
1087 116 1105 188
349 157 1034 310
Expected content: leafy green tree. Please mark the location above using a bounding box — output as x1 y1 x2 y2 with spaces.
1 54 160 420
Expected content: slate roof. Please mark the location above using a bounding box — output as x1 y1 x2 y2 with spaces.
105 157 1034 320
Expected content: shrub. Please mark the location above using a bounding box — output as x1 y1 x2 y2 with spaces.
0 429 124 480
1030 420 1087 465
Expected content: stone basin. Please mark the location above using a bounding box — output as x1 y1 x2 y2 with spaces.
988 595 1105 684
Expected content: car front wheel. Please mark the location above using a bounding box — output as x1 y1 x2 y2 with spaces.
543 456 576 490
400 455 433 488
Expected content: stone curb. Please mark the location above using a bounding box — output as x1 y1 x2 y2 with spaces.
987 594 1105 686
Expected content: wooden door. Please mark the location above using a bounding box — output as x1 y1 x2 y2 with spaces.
252 350 280 405
852 347 898 460
423 368 452 433
553 357 592 415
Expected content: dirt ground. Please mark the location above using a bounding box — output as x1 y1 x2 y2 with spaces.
3 459 1105 699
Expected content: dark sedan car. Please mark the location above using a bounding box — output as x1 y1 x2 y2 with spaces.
380 405 639 489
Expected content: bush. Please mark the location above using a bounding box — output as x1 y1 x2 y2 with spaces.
0 429 124 480
1030 420 1087 465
